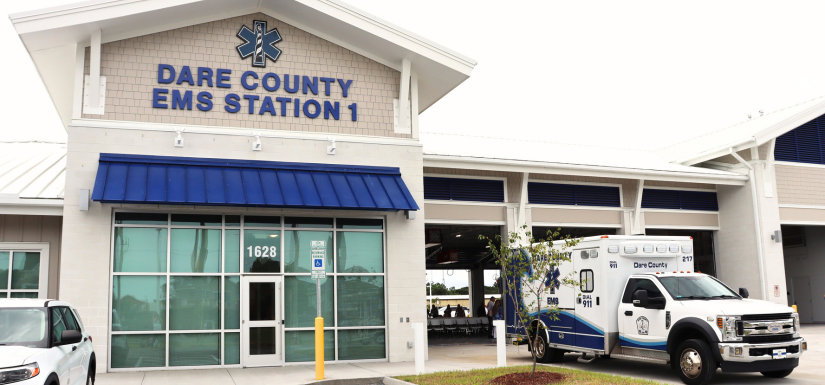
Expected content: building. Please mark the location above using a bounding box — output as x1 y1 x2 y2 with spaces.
4 0 824 374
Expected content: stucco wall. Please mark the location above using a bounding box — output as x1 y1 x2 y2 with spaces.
62 125 425 371
0 215 63 299
83 12 404 138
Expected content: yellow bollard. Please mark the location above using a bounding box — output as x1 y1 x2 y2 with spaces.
315 317 324 380
792 304 798 313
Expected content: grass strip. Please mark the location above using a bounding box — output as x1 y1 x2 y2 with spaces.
395 365 664 385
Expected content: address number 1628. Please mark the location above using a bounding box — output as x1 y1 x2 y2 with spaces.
247 246 277 258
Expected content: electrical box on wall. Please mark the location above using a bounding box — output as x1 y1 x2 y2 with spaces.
83 75 107 115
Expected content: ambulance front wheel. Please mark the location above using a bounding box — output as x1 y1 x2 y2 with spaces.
674 339 716 385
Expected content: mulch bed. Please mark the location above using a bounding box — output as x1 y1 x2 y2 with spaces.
490 372 566 385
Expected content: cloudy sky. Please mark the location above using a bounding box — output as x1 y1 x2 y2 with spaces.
4 1 825 149
5 0 825 289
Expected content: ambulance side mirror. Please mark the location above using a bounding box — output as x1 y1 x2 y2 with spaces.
739 287 749 298
632 290 649 308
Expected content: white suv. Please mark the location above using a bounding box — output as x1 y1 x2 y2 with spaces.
0 299 95 385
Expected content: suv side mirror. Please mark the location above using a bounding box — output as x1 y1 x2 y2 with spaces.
739 287 749 299
632 290 649 308
57 330 82 346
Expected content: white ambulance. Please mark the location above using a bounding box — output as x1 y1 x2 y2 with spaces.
505 235 807 385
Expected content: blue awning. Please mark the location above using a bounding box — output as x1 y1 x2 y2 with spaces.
91 154 419 211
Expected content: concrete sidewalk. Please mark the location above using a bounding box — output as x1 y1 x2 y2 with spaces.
96 343 535 385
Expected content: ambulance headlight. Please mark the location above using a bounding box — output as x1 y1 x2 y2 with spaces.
717 316 741 341
793 313 801 337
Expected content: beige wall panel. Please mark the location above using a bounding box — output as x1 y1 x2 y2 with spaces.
531 208 621 225
643 211 719 227
779 207 825 222
776 164 825 206
424 204 505 222
0 214 63 299
83 13 405 138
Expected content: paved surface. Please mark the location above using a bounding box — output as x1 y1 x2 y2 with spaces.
97 325 824 385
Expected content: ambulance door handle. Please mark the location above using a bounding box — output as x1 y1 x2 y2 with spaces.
596 297 600 306
625 311 633 316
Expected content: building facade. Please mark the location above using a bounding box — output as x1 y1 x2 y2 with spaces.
6 0 825 375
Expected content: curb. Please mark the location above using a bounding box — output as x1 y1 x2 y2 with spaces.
383 377 418 385
305 377 418 385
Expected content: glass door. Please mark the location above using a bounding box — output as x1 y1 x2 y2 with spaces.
242 276 283 367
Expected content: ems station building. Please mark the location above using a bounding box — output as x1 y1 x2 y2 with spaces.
4 0 825 373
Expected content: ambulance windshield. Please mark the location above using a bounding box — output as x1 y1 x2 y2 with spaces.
658 276 740 300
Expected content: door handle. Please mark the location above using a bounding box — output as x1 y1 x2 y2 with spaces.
72 346 77 351
625 311 633 316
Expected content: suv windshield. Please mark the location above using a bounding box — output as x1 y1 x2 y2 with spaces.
0 308 49 348
659 276 740 300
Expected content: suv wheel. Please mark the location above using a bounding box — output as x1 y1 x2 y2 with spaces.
674 339 716 385
761 369 794 378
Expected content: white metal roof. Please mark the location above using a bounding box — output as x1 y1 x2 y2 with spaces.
421 132 748 185
0 142 66 210
656 95 825 165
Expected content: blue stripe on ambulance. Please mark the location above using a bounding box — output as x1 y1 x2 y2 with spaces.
618 335 667 350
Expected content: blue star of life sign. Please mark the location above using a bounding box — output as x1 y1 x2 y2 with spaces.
236 20 283 67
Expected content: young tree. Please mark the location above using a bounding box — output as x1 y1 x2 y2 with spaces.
481 225 580 377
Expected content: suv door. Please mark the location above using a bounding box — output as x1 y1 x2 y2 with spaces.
618 278 669 351
51 307 74 384
52 307 86 385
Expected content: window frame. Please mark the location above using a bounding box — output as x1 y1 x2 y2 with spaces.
580 269 594 293
108 211 388 371
0 242 50 299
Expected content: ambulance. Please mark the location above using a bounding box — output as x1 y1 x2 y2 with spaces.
505 235 807 385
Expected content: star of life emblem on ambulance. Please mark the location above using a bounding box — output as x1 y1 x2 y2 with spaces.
544 267 561 294
636 316 650 335
236 20 282 67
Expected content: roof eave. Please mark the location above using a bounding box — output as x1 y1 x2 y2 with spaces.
675 97 825 166
423 154 748 186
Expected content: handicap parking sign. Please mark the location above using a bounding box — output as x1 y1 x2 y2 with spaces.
312 256 324 271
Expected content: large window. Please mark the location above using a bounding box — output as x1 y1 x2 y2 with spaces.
110 213 386 370
0 244 49 299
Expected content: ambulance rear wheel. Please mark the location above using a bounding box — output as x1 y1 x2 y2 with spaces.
534 332 563 363
674 339 716 385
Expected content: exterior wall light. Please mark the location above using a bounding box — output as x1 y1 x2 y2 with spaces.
174 128 185 148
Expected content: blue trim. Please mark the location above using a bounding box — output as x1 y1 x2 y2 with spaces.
423 177 504 202
641 189 718 211
528 182 620 207
92 153 419 211
775 116 825 164
619 335 667 350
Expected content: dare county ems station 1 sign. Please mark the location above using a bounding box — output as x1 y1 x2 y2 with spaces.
151 20 358 121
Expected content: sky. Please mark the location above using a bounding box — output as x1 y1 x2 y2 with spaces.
427 269 499 291
5 1 825 150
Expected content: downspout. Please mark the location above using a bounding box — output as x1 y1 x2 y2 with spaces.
729 148 768 300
